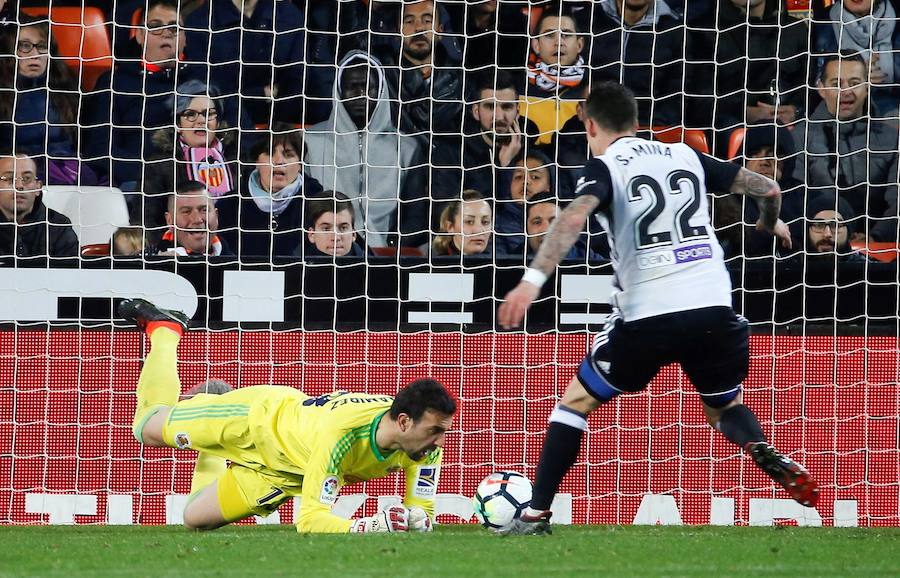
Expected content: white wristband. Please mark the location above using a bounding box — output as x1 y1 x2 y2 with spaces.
521 268 548 288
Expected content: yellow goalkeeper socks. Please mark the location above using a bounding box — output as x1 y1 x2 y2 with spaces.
190 453 227 494
131 325 183 442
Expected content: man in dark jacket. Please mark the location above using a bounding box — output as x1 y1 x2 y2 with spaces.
81 0 205 191
376 0 465 138
793 53 900 242
0 153 79 263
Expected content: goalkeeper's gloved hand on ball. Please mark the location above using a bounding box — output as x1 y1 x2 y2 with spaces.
407 506 433 532
350 505 410 533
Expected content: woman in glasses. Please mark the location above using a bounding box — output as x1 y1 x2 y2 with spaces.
140 79 238 244
0 16 101 185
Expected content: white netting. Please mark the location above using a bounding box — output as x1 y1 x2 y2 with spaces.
0 0 898 527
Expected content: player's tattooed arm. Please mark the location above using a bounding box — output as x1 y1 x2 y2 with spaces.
730 167 781 231
530 195 600 277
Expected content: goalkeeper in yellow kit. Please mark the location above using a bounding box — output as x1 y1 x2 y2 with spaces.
119 298 456 534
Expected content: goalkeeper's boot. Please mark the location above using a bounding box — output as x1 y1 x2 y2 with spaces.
118 298 189 333
746 442 820 508
497 510 552 536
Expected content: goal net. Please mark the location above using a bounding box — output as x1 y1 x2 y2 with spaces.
1 0 898 527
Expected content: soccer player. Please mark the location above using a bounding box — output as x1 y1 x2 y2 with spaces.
119 298 456 533
497 82 819 535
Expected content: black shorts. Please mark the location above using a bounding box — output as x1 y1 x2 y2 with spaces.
578 306 749 407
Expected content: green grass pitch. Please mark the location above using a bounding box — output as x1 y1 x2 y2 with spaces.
1 525 898 577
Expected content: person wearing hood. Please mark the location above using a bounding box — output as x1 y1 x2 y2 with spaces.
814 0 900 114
731 125 808 256
793 52 899 242
0 153 78 263
304 51 427 249
804 194 869 262
217 130 323 259
140 80 239 242
494 149 553 255
375 0 465 137
577 0 688 126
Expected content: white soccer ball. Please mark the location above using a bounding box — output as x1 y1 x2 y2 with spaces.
472 471 533 530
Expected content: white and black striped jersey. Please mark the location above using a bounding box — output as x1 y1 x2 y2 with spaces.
575 136 740 321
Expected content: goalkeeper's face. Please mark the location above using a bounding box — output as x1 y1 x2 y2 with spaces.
399 410 453 461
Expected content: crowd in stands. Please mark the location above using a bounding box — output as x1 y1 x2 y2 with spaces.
1 0 899 266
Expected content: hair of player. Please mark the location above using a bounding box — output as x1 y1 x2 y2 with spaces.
167 179 207 212
305 191 355 230
0 17 79 141
432 189 488 255
142 0 181 25
584 82 638 133
390 378 457 421
817 50 868 83
248 128 305 164
473 69 518 99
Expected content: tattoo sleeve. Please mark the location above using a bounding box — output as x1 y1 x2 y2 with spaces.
530 195 600 277
729 167 781 230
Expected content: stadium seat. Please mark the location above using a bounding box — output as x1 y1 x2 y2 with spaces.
727 128 747 160
849 241 899 263
80 243 112 257
519 97 580 145
41 186 130 246
21 6 113 91
639 127 711 155
370 246 425 257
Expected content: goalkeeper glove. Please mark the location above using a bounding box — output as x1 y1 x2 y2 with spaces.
407 506 433 532
350 505 409 533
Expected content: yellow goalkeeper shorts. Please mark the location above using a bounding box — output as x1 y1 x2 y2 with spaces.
216 463 294 521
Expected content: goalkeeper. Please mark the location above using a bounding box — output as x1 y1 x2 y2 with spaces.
119 298 456 534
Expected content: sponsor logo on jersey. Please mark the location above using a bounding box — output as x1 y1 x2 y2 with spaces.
637 249 676 270
413 466 439 498
674 243 713 264
174 433 191 449
320 475 339 505
637 243 713 270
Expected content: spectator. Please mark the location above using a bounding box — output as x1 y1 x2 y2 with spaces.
805 194 869 261
153 180 231 257
431 189 492 256
0 152 78 261
430 70 536 204
184 0 308 125
689 0 811 147
217 130 323 259
580 0 688 126
82 0 203 190
798 53 899 242
546 82 590 198
495 150 553 255
111 226 146 256
0 0 17 27
815 0 900 113
302 193 366 258
376 0 465 137
462 0 531 73
305 51 427 248
526 9 588 99
732 125 808 256
524 191 600 261
0 19 101 185
141 80 239 241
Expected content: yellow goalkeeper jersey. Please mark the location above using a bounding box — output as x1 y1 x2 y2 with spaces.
239 386 442 533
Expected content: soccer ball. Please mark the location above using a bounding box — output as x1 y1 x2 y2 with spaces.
472 471 533 530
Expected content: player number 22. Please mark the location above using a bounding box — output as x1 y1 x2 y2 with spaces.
627 170 709 249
